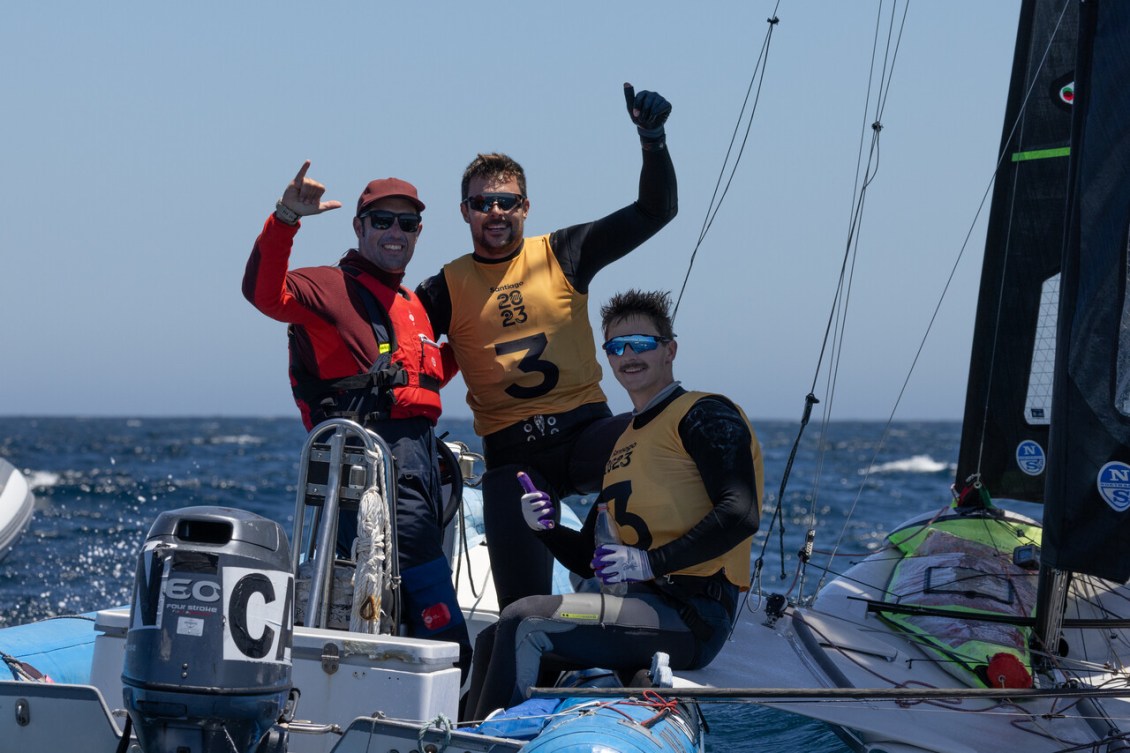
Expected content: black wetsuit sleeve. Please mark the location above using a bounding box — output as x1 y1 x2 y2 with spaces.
415 271 453 338
538 503 601 578
550 146 677 294
646 397 761 577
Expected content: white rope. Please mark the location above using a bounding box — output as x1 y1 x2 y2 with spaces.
351 467 392 634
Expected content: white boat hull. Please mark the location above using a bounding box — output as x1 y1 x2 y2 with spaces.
0 458 34 560
680 508 1130 753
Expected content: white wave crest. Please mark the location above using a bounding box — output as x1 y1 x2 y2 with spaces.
862 455 952 475
27 470 61 490
205 435 263 446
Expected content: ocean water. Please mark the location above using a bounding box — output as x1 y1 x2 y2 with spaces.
0 416 972 752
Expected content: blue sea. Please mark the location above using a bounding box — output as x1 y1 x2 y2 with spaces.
0 416 974 752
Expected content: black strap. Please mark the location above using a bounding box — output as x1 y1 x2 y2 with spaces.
115 712 133 753
650 573 734 643
343 265 397 354
676 603 715 643
291 269 428 424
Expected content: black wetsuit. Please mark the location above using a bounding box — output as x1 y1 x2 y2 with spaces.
417 145 677 610
463 390 760 720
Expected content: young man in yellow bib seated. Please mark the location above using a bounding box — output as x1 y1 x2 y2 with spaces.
462 289 762 720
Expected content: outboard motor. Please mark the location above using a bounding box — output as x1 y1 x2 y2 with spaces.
121 507 295 753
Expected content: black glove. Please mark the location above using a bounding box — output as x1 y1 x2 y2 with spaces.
624 83 671 142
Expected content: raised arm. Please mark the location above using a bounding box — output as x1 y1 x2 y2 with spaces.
551 83 678 292
277 160 343 220
242 161 342 322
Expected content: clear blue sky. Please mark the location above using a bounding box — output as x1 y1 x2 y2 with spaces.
2 1 1022 421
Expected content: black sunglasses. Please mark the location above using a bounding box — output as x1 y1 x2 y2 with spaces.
462 193 525 213
362 211 422 233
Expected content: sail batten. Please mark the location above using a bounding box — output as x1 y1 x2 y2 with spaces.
1011 146 1070 162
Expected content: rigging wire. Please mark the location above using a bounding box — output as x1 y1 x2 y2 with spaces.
808 0 909 596
817 0 1074 589
750 0 910 595
671 1 782 324
663 1 784 615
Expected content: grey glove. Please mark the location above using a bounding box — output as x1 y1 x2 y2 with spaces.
592 544 654 583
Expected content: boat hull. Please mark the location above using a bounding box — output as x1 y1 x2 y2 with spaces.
0 608 463 753
680 507 1130 753
0 458 34 560
0 488 661 753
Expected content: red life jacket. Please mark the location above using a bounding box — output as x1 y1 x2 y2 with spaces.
290 264 444 427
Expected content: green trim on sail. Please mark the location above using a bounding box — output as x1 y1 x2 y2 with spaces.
889 516 1042 555
881 516 1041 689
1011 146 1070 162
879 608 1031 688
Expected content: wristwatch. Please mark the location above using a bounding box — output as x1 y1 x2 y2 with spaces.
274 201 300 225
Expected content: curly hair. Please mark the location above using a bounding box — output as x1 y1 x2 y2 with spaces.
600 289 676 340
461 153 527 200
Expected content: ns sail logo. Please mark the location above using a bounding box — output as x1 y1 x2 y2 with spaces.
1016 440 1046 476
1097 461 1130 513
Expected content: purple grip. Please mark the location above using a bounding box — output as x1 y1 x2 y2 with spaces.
517 472 537 494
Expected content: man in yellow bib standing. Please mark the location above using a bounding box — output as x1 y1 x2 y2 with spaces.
416 83 678 610
461 289 762 719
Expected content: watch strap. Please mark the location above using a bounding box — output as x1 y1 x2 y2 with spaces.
274 201 300 225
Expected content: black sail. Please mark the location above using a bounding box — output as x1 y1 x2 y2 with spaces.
1042 0 1130 581
955 0 1078 503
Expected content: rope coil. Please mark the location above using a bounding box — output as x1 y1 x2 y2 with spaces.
351 455 393 634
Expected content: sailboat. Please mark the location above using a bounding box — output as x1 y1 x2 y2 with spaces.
664 0 1130 750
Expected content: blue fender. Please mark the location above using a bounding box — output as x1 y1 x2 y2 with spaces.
519 695 702 753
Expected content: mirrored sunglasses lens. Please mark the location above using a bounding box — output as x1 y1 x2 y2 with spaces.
399 215 421 232
603 341 626 356
603 336 661 356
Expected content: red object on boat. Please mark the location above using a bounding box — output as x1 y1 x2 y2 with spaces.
986 652 1032 688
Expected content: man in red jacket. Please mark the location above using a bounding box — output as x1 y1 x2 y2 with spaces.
243 161 470 673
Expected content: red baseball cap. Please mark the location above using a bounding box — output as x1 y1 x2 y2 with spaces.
356 177 425 216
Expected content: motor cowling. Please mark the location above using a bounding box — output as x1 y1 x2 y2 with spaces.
121 506 294 753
